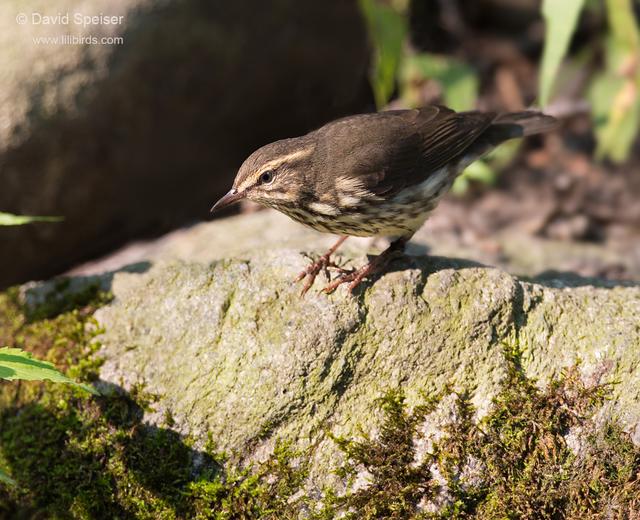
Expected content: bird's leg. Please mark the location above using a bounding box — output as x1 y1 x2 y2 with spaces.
323 236 408 294
295 236 349 296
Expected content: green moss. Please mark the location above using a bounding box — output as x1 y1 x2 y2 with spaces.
0 281 110 371
0 283 309 519
187 438 308 520
0 281 638 519
316 346 640 519
24 278 113 322
320 390 441 519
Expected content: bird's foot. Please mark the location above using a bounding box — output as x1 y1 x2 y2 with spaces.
322 251 403 294
321 263 374 294
322 237 408 294
295 237 349 296
295 252 351 296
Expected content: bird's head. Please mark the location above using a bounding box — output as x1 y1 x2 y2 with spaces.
211 137 316 213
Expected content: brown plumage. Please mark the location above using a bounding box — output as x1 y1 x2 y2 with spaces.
212 105 557 294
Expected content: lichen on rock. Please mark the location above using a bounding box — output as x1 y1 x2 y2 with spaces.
1 238 639 517
89 247 640 492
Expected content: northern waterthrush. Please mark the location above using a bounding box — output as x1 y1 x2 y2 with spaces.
212 105 556 294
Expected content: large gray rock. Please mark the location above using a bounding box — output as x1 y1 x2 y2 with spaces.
56 211 638 491
0 0 370 288
68 208 640 282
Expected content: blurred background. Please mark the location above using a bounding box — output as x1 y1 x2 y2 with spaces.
1 0 639 288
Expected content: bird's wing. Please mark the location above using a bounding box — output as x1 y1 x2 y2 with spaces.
328 106 496 197
411 106 496 172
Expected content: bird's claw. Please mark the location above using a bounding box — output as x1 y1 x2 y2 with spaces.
322 266 369 294
295 254 350 296
322 246 404 294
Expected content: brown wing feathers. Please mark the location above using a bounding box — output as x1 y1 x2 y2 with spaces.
379 107 555 191
413 107 496 173
322 105 554 197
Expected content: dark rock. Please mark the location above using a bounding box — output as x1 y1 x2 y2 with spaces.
0 0 372 288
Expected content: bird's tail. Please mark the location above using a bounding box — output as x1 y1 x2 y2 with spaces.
491 111 558 139
464 110 557 160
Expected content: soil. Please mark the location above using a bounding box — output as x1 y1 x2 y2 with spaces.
435 119 640 281
406 1 640 282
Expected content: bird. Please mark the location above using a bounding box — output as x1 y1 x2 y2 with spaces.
211 105 557 295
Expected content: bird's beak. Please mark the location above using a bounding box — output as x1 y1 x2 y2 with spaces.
210 188 246 213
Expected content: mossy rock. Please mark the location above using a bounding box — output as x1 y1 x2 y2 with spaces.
93 251 640 459
1 247 639 517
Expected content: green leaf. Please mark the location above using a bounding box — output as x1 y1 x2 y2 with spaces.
359 0 408 108
401 53 478 111
485 138 522 169
452 160 497 195
443 65 478 111
463 160 497 184
451 175 469 195
589 0 640 162
0 212 63 226
0 468 15 486
589 71 640 162
539 0 586 106
0 347 98 395
606 0 640 51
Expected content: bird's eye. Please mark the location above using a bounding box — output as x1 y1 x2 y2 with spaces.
259 170 274 184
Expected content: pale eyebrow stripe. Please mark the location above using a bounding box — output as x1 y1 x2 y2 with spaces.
237 146 315 192
255 146 315 176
